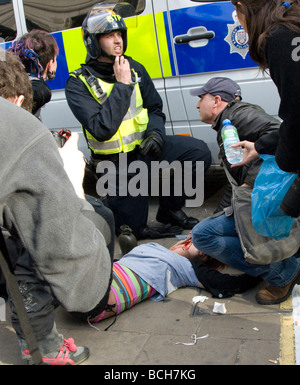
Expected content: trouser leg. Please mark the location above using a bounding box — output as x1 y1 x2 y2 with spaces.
100 152 149 238
107 194 148 238
191 213 300 287
158 135 211 210
8 247 62 357
0 234 22 298
85 194 115 257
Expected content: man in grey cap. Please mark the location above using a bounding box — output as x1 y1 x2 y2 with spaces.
190 77 280 211
191 77 300 307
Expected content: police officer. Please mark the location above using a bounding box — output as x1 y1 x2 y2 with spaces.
65 5 211 239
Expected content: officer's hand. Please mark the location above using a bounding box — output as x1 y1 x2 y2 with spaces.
114 56 132 85
139 131 164 159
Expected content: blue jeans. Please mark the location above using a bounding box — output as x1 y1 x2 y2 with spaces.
191 213 300 287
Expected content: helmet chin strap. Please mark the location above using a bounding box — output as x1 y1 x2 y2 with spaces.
100 48 125 63
101 50 117 62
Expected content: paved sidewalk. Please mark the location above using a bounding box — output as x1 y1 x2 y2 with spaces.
0 180 297 366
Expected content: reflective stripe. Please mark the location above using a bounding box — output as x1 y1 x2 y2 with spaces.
88 131 144 151
123 87 143 121
123 131 145 145
88 138 121 151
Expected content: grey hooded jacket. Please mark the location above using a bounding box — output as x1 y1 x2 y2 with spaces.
0 97 112 313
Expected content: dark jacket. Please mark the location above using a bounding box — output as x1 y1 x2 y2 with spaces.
30 77 52 116
65 57 166 151
265 25 300 173
213 100 280 187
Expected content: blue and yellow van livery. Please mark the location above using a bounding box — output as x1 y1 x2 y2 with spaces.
26 1 258 90
0 0 279 165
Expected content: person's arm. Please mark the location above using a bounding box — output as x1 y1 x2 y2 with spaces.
266 26 300 172
229 104 280 168
190 259 261 298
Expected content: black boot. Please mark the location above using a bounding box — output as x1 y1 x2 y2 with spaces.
156 207 198 229
139 224 183 240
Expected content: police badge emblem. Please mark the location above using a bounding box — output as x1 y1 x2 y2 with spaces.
224 11 249 59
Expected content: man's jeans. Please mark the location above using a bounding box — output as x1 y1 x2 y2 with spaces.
192 213 300 287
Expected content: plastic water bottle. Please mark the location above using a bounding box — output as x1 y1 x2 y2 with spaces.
221 119 243 165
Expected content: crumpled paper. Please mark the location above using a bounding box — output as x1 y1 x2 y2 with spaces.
213 302 227 314
192 295 209 304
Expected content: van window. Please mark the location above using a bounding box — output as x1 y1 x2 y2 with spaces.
0 0 16 42
23 0 145 34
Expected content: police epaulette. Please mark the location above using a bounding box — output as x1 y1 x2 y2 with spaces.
70 68 83 77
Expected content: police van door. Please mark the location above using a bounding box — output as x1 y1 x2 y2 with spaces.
155 0 280 166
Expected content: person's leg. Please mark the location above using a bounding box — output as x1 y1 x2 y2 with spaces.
156 135 211 229
159 135 211 209
191 213 300 288
85 194 115 258
100 152 149 238
9 248 89 364
107 194 149 238
90 262 155 323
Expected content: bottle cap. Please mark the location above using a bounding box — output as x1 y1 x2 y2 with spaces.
223 119 231 126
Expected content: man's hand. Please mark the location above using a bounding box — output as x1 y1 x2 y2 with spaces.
139 131 164 159
231 140 259 168
113 55 132 84
59 133 86 199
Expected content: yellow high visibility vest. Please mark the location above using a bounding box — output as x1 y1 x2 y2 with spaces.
71 70 149 155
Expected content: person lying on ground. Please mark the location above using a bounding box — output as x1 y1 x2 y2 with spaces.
88 237 260 323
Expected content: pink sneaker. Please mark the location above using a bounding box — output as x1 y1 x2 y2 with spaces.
24 338 89 365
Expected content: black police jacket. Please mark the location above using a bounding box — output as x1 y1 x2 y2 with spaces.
65 57 166 147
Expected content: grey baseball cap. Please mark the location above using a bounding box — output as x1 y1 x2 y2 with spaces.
190 77 242 101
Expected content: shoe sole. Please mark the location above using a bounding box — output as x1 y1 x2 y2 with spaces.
27 349 90 366
256 272 300 305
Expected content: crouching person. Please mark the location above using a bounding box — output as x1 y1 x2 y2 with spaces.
0 49 113 365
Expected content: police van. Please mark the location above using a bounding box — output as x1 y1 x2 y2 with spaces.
0 0 280 166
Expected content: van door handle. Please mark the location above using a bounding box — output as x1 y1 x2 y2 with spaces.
174 31 215 44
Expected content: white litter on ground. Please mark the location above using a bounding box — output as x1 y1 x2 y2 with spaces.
213 302 227 314
192 295 209 304
176 334 209 346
